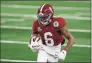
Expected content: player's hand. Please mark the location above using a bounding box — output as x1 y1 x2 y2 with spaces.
28 35 42 52
58 50 67 61
28 44 38 52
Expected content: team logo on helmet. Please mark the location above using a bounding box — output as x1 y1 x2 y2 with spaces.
53 21 59 27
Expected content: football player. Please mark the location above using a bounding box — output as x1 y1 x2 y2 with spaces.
28 4 75 62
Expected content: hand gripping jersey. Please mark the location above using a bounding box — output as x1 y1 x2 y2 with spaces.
32 17 66 46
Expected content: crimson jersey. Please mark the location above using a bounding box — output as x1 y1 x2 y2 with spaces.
32 17 66 46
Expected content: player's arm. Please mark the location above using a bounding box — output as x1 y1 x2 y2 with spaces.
29 20 40 44
57 17 75 52
28 21 40 52
58 27 75 61
60 27 75 52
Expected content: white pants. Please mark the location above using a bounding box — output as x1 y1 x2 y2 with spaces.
37 43 61 62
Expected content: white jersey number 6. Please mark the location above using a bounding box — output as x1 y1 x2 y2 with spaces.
44 32 54 46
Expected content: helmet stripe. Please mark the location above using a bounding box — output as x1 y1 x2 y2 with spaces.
49 7 53 13
40 4 46 13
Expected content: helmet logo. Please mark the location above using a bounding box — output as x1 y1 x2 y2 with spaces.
53 21 59 27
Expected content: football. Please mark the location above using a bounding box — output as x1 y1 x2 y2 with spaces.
31 34 41 42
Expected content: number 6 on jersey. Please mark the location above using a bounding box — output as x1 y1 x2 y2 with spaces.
44 32 54 46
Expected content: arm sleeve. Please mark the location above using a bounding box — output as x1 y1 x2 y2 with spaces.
32 21 39 34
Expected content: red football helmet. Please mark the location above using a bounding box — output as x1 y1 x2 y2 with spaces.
37 4 54 25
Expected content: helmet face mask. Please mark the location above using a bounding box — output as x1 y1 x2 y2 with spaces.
37 13 52 25
37 4 54 26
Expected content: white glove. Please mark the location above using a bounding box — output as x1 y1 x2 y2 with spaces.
28 44 38 52
28 35 42 52
58 50 67 61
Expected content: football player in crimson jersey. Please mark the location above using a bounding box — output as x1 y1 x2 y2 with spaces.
28 4 75 62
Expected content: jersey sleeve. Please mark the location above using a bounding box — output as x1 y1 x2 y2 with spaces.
58 17 66 28
32 20 39 34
